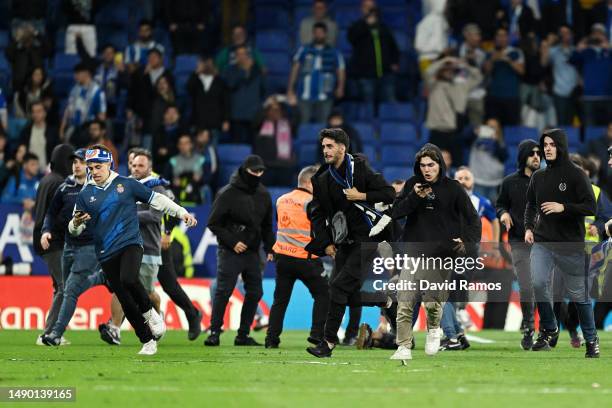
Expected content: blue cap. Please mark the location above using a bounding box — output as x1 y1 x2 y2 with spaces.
71 148 87 161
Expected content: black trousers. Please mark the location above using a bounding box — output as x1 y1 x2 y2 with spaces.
485 96 520 126
344 306 362 339
101 245 153 343
158 248 197 318
210 248 262 337
266 255 329 342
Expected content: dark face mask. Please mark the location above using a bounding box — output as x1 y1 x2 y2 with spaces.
241 168 261 190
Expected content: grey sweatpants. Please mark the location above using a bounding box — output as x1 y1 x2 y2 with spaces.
42 250 66 334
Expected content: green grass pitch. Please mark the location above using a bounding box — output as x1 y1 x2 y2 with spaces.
0 330 610 407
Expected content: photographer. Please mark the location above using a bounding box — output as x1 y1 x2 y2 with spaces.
391 143 481 362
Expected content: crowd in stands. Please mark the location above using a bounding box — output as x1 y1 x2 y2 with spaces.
0 0 610 212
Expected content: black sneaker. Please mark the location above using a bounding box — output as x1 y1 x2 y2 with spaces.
98 322 121 345
306 341 334 358
187 310 202 341
521 329 534 350
532 328 559 351
585 337 600 358
548 328 560 348
307 336 321 345
41 333 61 346
439 337 462 351
356 323 373 350
265 337 280 348
340 336 356 346
204 332 220 346
457 333 470 350
234 336 262 346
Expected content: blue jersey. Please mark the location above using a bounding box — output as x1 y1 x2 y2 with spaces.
469 191 496 222
75 174 154 262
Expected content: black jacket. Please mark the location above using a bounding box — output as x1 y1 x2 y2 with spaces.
541 0 586 39
347 19 399 78
392 143 481 252
62 0 97 25
12 0 47 20
496 139 538 242
187 73 230 130
33 144 74 255
525 129 596 243
128 67 174 133
207 166 274 253
305 153 396 256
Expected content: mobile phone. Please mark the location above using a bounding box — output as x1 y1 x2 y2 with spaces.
419 183 431 190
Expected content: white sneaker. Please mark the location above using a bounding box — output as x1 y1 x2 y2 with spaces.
60 336 71 346
143 308 166 340
425 328 442 356
36 335 44 346
138 339 157 355
390 345 412 361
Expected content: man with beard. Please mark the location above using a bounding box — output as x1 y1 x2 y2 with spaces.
496 139 541 349
305 128 395 358
204 155 274 347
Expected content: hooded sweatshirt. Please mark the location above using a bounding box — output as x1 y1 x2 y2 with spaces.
33 144 74 255
392 143 481 253
524 129 596 243
207 164 275 253
496 139 538 242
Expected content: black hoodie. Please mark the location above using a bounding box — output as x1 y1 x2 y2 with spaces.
496 139 539 242
524 129 596 243
207 164 274 253
392 143 481 252
33 144 74 255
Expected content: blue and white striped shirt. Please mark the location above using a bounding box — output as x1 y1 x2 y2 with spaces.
66 81 106 126
293 44 345 101
124 41 165 66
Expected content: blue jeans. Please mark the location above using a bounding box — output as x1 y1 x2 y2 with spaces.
441 301 463 339
358 75 395 104
51 244 105 337
530 243 597 341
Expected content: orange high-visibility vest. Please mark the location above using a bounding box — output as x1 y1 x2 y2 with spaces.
480 216 509 269
273 189 317 259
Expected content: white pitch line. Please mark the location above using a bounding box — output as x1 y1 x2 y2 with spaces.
465 334 496 344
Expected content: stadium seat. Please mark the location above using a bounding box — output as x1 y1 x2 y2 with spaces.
335 8 362 29
217 144 252 165
503 126 538 146
268 186 291 207
379 102 415 122
263 52 291 75
337 30 352 54
383 166 413 183
95 3 130 27
0 30 8 49
362 144 379 169
585 126 606 142
217 166 237 186
353 122 376 143
381 145 416 166
380 123 418 144
297 123 325 144
256 30 291 53
174 55 199 75
8 118 27 141
53 54 80 72
298 144 318 167
175 72 191 98
560 126 580 148
255 7 290 30
420 124 430 143
383 8 408 31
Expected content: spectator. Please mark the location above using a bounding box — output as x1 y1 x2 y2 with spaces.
150 75 176 142
590 0 612 44
163 0 214 55
5 23 51 91
166 134 206 206
425 56 482 165
459 24 488 126
0 131 12 192
14 67 57 123
18 102 59 170
0 88 7 131
187 56 230 137
570 24 612 126
541 0 587 40
63 0 98 57
223 45 266 144
1 153 41 209
253 96 297 186
94 44 125 119
580 121 612 195
467 118 508 203
299 0 338 46
541 25 579 126
519 32 556 129
10 0 47 36
287 22 345 124
60 62 107 146
348 2 399 103
153 105 184 174
216 24 266 72
316 110 365 163
499 0 538 45
484 27 525 126
128 48 174 136
124 20 165 71
87 120 119 170
415 0 449 74
445 0 503 42
193 128 219 190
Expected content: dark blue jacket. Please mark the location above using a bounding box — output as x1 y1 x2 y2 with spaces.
42 176 93 246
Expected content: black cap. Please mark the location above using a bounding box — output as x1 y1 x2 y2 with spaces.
243 154 266 171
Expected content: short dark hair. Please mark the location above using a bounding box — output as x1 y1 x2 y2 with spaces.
23 152 39 163
101 43 115 52
149 47 163 58
139 19 153 28
74 62 92 74
128 147 147 158
30 101 45 111
133 149 153 163
313 22 328 32
89 119 106 131
319 128 349 147
415 146 441 165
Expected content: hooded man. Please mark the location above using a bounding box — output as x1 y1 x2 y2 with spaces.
524 128 599 358
496 139 541 350
391 143 481 362
32 143 74 345
204 155 275 347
